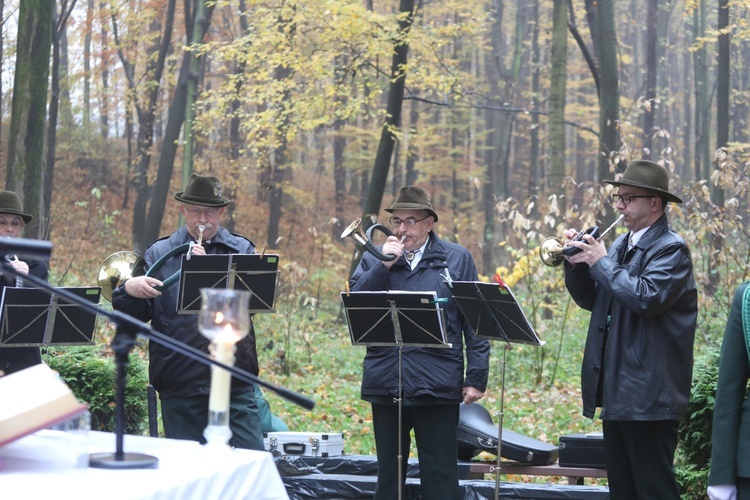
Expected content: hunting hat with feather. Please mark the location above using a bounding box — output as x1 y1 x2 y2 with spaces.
174 173 230 207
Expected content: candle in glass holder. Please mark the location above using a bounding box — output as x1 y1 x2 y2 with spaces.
198 288 252 447
208 325 239 412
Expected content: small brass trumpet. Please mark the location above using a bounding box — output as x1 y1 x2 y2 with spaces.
539 214 625 267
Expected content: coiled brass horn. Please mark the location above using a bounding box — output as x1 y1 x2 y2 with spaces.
341 218 400 261
539 215 625 267
97 243 193 301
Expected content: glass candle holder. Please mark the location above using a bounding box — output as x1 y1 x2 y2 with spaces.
198 288 252 447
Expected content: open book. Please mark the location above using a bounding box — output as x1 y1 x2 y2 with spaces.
0 363 88 447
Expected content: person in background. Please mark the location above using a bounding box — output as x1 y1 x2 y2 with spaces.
349 186 490 500
112 173 263 450
0 190 49 376
562 160 697 499
707 282 750 500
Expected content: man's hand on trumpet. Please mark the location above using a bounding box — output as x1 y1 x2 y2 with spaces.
380 235 405 270
124 276 164 299
563 229 607 267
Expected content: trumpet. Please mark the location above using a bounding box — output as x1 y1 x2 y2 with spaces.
539 214 625 267
341 218 405 261
187 224 205 259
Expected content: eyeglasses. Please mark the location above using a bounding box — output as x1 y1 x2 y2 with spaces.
389 215 430 228
611 194 654 205
184 207 220 217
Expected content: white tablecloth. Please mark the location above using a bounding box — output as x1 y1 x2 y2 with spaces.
0 430 289 499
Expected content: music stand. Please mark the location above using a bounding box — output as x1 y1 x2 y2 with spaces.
451 280 544 500
341 290 451 500
0 287 101 347
176 254 279 314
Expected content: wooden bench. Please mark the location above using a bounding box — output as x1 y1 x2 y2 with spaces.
467 461 608 485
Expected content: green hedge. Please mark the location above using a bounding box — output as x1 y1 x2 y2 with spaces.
47 345 150 435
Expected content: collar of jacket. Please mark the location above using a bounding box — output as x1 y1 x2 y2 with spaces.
629 213 669 250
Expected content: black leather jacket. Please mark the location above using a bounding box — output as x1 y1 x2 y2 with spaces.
565 214 697 420
112 226 258 400
349 232 490 403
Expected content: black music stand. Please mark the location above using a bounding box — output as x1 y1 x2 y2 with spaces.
0 287 101 347
176 254 279 314
341 290 451 500
451 280 544 500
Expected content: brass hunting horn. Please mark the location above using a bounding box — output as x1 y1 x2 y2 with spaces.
341 218 405 262
539 215 625 267
97 242 197 301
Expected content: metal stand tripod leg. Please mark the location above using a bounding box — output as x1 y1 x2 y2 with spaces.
492 343 511 500
396 345 404 500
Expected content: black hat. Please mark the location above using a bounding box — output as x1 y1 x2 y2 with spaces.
173 173 230 207
385 186 438 222
0 190 33 223
604 160 683 204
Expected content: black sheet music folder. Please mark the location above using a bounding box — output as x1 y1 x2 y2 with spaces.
451 281 544 347
340 290 450 348
0 287 101 347
177 253 279 314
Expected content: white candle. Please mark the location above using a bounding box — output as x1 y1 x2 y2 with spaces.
208 339 236 412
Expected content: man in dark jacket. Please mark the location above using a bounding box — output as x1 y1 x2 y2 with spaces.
112 173 263 450
563 160 697 499
0 190 49 376
349 186 490 500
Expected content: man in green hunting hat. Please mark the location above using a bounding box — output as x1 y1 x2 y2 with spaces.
112 173 264 450
0 190 49 376
562 160 697 499
349 186 490 500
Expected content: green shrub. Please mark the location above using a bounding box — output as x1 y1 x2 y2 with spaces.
47 345 149 435
676 344 721 499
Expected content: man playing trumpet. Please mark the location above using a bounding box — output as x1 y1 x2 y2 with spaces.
112 173 264 450
563 160 697 499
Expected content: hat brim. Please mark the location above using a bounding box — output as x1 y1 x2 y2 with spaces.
174 193 230 208
0 209 33 223
604 179 683 204
385 205 438 222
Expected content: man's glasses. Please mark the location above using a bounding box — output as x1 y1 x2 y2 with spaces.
611 194 654 205
388 215 430 228
184 207 220 217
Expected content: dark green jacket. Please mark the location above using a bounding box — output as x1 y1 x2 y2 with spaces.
709 283 750 484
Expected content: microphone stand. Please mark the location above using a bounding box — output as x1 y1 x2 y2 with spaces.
0 259 316 469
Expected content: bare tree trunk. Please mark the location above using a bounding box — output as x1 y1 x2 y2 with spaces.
594 0 621 183
98 1 109 139
83 0 93 134
44 0 77 239
348 0 416 275
642 0 657 159
548 0 567 203
6 0 53 239
143 1 216 251
693 0 711 180
360 0 415 223
112 0 175 252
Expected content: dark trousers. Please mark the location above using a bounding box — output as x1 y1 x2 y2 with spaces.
161 389 264 450
371 402 460 500
603 420 680 499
